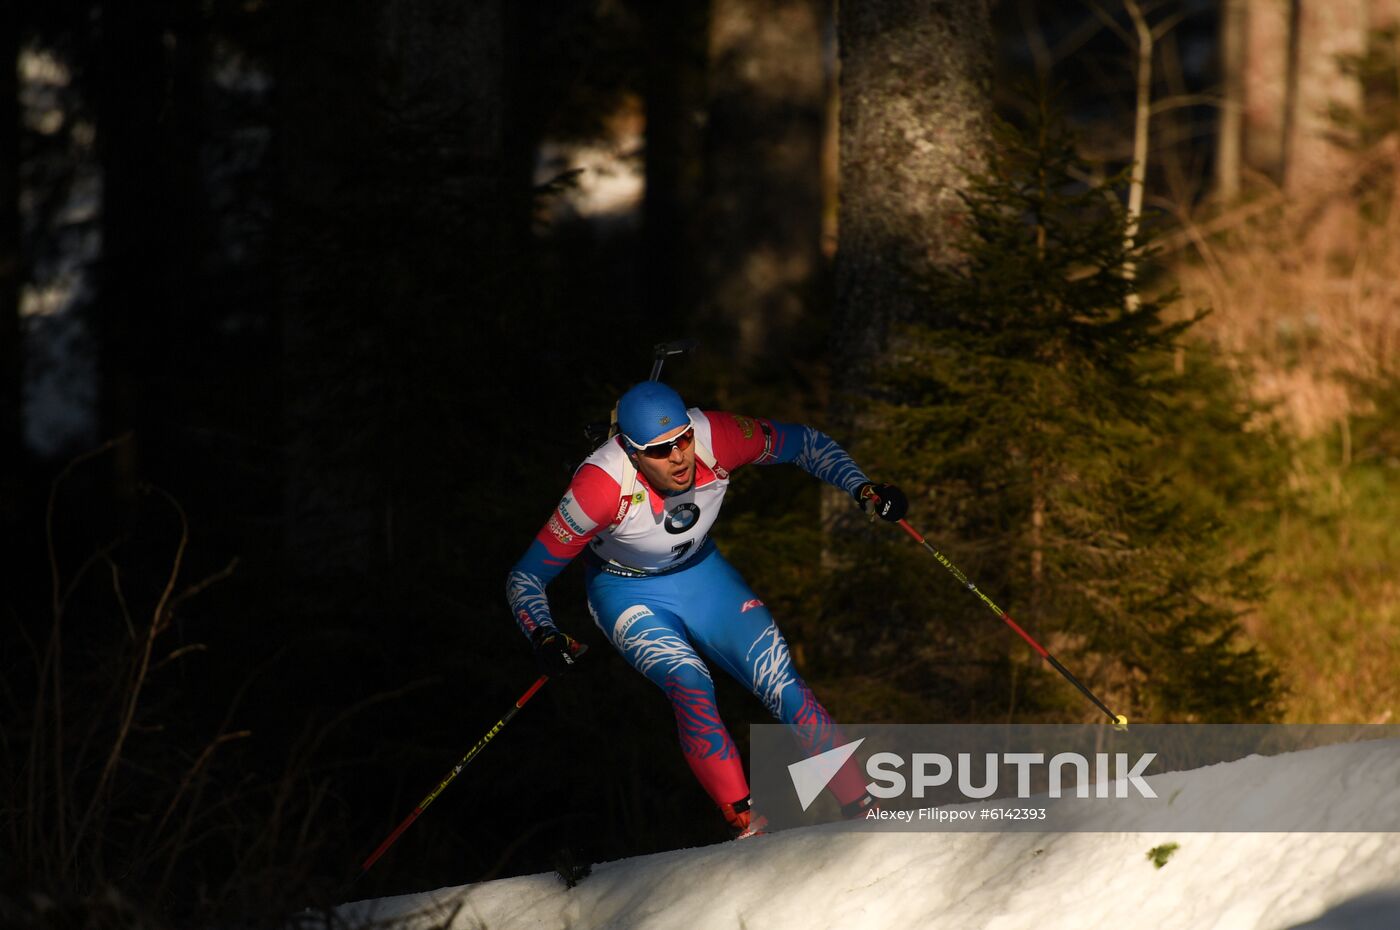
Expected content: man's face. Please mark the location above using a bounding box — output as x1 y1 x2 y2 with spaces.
630 424 695 493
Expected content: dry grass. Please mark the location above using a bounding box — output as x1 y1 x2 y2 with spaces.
1169 163 1400 440
5 440 357 927
1164 170 1400 723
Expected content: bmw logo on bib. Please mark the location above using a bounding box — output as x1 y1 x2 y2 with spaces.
664 503 700 534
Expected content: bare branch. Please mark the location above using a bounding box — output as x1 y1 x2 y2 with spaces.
1150 9 1186 41
56 540 123 618
170 556 240 610
152 643 209 673
1051 12 1117 63
105 554 135 641
1146 193 1232 310
45 433 133 618
147 485 191 637
34 434 133 867
1149 94 1224 117
1019 0 1053 80
1155 138 1400 255
69 483 192 869
1080 0 1134 48
152 730 253 843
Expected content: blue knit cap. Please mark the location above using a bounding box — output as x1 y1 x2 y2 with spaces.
617 382 691 446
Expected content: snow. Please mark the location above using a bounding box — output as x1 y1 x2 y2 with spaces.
340 739 1400 930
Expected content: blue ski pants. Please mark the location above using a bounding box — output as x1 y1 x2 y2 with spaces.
585 543 866 808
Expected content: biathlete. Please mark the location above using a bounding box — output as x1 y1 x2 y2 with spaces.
506 381 907 836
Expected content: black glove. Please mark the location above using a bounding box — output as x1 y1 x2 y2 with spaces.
856 482 908 522
531 626 584 678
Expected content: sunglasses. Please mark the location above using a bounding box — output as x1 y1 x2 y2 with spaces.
626 426 695 459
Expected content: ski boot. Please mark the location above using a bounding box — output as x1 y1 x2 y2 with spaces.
840 792 882 821
720 795 769 839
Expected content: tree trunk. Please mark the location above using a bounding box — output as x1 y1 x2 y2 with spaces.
1217 0 1247 201
0 4 21 531
1242 0 1293 182
1286 0 1368 196
699 0 826 384
277 0 514 572
95 0 205 502
1374 0 1400 225
832 0 992 412
1124 0 1151 311
641 1 709 331
826 0 993 538
1374 0 1400 34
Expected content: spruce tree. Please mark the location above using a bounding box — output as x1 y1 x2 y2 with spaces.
835 98 1281 723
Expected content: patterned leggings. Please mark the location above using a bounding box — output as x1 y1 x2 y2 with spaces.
586 545 867 808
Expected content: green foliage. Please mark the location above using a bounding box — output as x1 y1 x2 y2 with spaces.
1146 842 1180 869
1248 445 1400 723
833 97 1282 722
1332 26 1400 150
1348 370 1400 467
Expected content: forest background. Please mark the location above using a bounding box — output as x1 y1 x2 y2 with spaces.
3 0 1398 926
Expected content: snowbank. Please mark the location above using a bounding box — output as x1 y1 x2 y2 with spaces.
341 739 1400 929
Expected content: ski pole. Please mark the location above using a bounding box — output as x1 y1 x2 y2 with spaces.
877 506 1128 727
360 669 558 875
649 339 699 382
